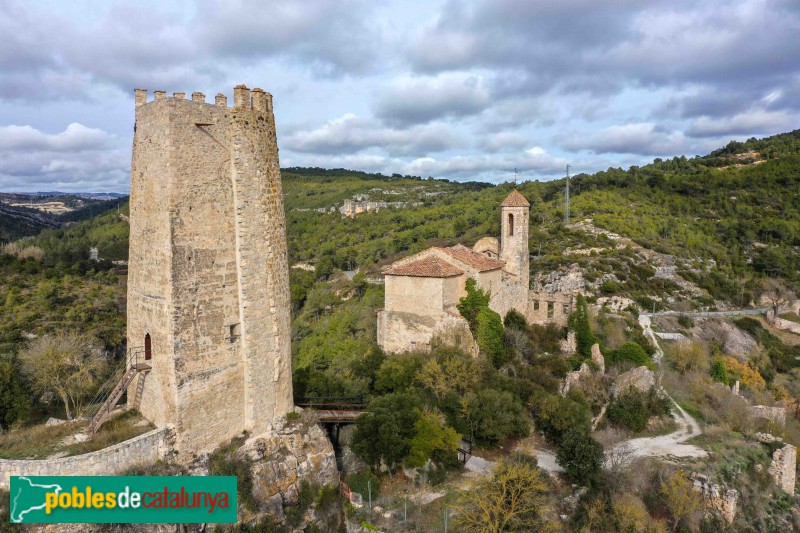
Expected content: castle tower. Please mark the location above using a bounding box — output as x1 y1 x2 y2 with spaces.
500 190 530 290
127 85 292 454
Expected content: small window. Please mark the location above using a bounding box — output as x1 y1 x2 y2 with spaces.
547 301 554 319
226 323 240 342
533 300 540 311
508 213 514 236
563 303 570 315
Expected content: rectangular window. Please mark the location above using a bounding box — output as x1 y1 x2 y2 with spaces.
533 300 540 311
563 303 570 315
547 301 554 319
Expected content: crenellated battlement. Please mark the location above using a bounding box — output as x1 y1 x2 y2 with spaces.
134 85 273 114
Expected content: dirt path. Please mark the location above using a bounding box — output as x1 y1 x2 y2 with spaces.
612 396 706 461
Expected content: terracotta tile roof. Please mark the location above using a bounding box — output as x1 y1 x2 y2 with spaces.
384 256 464 278
501 190 530 207
441 244 505 272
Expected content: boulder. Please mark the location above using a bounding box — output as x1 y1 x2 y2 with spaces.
611 366 655 397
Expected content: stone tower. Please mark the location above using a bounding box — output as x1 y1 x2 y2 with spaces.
500 190 530 289
127 85 292 454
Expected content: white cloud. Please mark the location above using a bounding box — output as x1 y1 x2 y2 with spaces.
374 72 491 126
284 114 464 156
686 110 797 138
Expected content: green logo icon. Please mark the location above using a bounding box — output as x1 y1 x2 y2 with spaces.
9 476 237 524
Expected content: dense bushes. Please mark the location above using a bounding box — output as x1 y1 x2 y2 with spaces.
606 342 654 369
568 294 597 358
607 389 672 432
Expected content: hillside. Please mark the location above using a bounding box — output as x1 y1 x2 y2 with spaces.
1 130 800 530
0 193 126 243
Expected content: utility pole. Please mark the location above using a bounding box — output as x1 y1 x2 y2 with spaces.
565 164 571 226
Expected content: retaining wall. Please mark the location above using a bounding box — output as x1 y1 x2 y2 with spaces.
0 427 173 489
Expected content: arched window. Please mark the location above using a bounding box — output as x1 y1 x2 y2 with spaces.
144 333 152 361
508 213 514 236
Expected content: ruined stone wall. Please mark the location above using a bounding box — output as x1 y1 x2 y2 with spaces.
0 428 173 489
128 86 291 454
526 291 574 326
770 444 797 494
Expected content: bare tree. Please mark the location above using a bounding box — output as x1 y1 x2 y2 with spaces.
19 332 108 419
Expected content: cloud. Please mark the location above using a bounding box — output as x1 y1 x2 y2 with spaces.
556 123 698 156
0 123 128 192
686 110 798 138
284 114 464 156
374 72 490 126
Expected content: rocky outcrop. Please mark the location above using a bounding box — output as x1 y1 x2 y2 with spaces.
238 420 340 524
561 363 592 396
591 343 605 374
690 473 738 525
611 366 655 397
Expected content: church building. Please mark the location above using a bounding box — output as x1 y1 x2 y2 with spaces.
377 190 574 354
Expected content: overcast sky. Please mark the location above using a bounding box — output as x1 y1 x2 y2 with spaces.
1 0 798 193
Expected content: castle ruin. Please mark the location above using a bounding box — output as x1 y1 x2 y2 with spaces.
127 85 292 454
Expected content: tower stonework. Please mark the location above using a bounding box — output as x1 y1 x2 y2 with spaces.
500 190 530 291
127 85 292 454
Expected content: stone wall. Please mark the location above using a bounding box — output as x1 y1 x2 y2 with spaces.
128 86 292 455
526 291 574 326
748 405 786 427
378 310 475 355
0 427 173 489
769 443 797 494
690 473 738 525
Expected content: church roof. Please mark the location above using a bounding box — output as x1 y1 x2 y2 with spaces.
384 256 464 278
501 189 530 207
440 244 505 272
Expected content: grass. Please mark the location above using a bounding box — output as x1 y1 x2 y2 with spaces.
0 409 153 459
779 312 800 324
65 409 154 456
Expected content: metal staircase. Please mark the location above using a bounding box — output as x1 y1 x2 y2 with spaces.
87 349 150 434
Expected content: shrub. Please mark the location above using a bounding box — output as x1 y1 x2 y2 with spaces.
503 309 528 331
457 278 490 332
556 428 603 486
601 280 619 294
607 342 653 369
351 392 422 470
0 357 31 429
710 358 729 385
464 389 530 445
406 410 460 468
607 391 650 432
677 314 694 328
347 471 380 501
532 393 591 444
568 294 597 358
476 308 507 368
